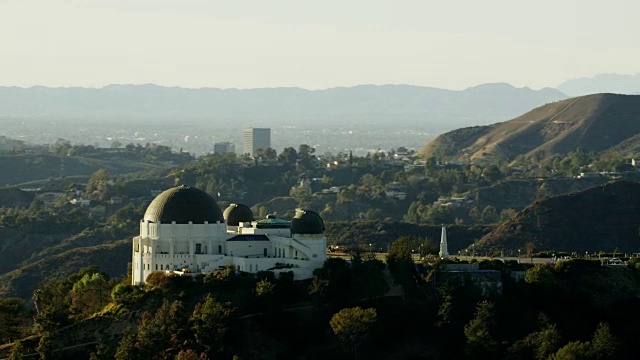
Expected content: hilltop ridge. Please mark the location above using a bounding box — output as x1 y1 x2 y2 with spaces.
418 93 640 163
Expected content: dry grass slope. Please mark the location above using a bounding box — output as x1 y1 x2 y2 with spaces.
419 94 640 163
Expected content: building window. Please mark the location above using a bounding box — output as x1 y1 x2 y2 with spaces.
264 248 268 257
195 244 202 254
218 245 222 254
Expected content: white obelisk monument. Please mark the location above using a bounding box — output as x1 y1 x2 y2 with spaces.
439 225 449 259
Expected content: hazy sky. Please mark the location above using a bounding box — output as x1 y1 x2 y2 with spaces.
1 0 638 90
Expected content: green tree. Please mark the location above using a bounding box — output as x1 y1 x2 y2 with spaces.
255 147 277 161
89 341 115 360
135 312 163 359
8 341 24 360
589 322 618 360
482 164 502 182
309 258 352 303
176 349 203 360
0 298 26 343
482 205 499 223
435 294 455 330
359 173 381 187
191 295 234 356
34 267 102 333
468 207 482 223
330 307 377 355
386 237 414 286
255 278 275 297
298 144 315 157
534 319 562 360
51 138 72 156
464 300 499 358
549 341 591 360
111 284 143 305
85 169 110 201
278 147 297 165
71 272 111 318
36 332 53 360
499 208 517 222
114 333 138 360
136 300 187 359
254 278 278 311
526 241 536 260
351 258 388 299
524 264 557 286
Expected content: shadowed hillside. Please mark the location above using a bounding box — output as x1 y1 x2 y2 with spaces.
418 94 640 163
474 181 640 252
0 238 131 299
0 153 165 186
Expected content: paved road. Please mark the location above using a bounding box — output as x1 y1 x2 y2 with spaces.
329 252 558 264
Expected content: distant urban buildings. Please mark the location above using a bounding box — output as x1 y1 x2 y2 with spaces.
242 128 271 156
213 141 235 154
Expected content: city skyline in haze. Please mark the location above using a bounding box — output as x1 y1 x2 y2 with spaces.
1 0 638 91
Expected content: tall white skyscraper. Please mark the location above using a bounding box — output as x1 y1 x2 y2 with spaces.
242 128 271 156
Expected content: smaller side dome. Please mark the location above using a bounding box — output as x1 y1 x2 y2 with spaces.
291 209 324 234
223 204 254 226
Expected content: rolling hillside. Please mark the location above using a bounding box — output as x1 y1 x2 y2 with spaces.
0 238 132 299
474 181 640 253
0 152 173 186
418 93 640 163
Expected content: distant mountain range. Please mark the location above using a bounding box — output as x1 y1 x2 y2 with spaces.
1 74 639 126
557 73 640 96
418 93 640 162
0 83 566 129
2 76 639 155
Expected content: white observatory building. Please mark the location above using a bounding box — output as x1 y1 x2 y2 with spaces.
132 185 327 285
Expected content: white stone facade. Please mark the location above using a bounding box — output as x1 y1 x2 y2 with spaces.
132 219 327 285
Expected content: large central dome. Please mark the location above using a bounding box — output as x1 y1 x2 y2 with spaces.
143 185 225 224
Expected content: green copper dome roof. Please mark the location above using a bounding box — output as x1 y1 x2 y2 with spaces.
223 204 254 226
143 185 224 224
255 215 291 229
291 209 324 234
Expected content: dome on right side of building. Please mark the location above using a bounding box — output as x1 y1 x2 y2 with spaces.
223 203 254 226
291 209 324 234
